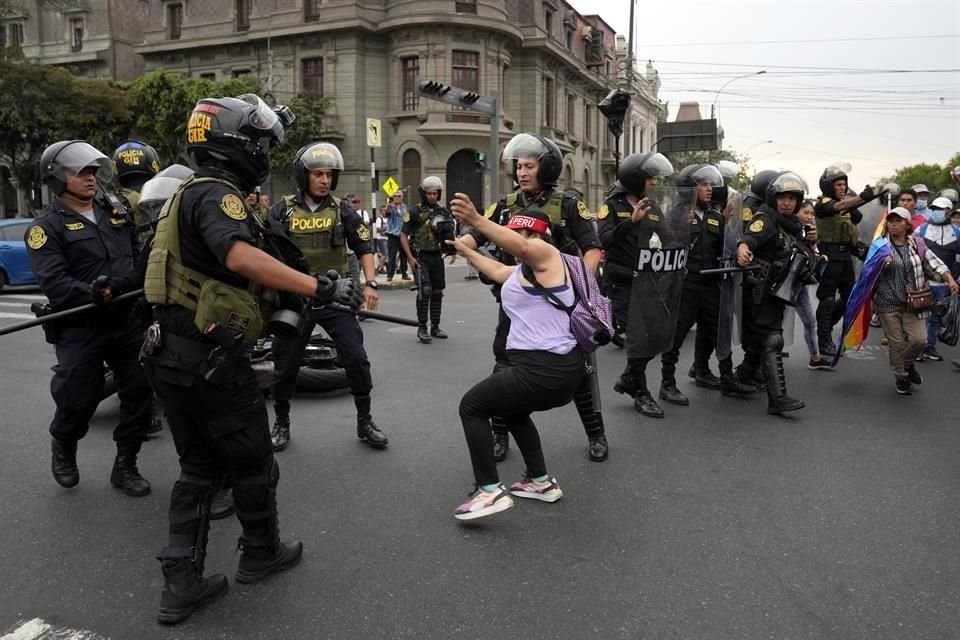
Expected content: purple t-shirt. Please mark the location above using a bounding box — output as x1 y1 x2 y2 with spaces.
500 264 577 354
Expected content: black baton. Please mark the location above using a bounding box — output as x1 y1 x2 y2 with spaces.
0 288 145 337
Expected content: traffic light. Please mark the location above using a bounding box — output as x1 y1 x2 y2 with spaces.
417 80 497 116
474 151 486 173
598 88 631 138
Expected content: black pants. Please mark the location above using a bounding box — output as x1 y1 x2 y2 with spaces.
815 257 855 343
461 349 585 486
741 287 784 375
143 352 278 548
415 251 446 327
387 235 408 279
662 280 720 378
603 275 632 336
49 320 151 444
272 305 372 417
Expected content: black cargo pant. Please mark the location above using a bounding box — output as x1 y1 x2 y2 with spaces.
661 279 721 380
415 250 446 327
815 249 855 345
49 318 151 445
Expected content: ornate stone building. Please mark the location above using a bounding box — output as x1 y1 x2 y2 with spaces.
124 0 665 208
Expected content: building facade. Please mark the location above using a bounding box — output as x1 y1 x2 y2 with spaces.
137 0 665 208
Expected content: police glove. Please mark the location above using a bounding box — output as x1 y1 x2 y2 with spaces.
90 275 112 305
858 185 876 202
314 271 362 309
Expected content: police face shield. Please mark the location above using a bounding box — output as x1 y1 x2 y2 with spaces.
53 142 114 186
769 173 807 214
301 144 345 172
156 163 196 182
501 134 549 164
641 153 675 179
139 176 187 204
237 93 285 145
715 160 739 184
625 185 697 360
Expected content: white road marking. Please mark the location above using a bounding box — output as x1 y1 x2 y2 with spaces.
1 618 111 640
0 301 32 307
0 312 35 319
0 294 46 301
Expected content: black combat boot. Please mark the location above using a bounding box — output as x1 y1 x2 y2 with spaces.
157 557 228 625
658 371 689 406
613 375 637 396
492 431 509 462
271 414 290 452
719 357 755 397
417 325 432 343
111 440 151 497
588 435 609 462
429 295 447 338
692 363 721 390
51 438 79 488
764 349 804 415
357 415 389 449
430 325 448 339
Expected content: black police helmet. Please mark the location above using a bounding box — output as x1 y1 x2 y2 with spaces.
617 152 674 196
40 140 114 196
765 171 807 213
750 169 779 199
293 142 345 194
502 133 563 189
818 162 851 196
418 175 443 204
187 94 286 191
112 140 161 184
936 188 959 209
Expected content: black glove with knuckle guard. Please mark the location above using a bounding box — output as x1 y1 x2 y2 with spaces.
90 275 112 305
314 270 362 309
858 185 876 202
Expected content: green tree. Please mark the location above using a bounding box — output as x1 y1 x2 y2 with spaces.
267 92 335 184
0 61 133 203
662 148 751 192
128 69 258 166
879 153 960 194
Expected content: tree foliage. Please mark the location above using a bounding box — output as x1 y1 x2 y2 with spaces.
129 69 259 166
879 152 960 194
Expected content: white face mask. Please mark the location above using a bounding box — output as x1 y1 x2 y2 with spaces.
917 198 928 209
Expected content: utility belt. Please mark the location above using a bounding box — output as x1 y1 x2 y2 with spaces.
819 242 853 261
142 323 249 385
744 259 775 305
31 303 131 344
603 261 634 285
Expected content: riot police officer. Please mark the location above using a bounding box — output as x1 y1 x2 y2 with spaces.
659 165 754 408
401 176 453 343
736 171 812 415
814 163 877 356
113 140 162 243
598 152 675 418
26 140 153 497
268 142 385 452
457 133 609 461
142 94 360 624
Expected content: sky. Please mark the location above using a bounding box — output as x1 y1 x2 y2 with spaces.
568 0 960 189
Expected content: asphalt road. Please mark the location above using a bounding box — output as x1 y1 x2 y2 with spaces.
1 270 958 640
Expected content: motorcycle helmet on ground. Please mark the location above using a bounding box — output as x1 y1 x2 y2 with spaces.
40 140 113 196
501 133 563 188
293 142 345 194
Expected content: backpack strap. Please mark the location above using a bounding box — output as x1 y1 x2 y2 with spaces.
519 259 576 314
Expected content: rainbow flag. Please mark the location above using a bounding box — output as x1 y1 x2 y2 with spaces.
832 237 892 366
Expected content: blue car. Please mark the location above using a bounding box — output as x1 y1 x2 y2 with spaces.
0 218 37 288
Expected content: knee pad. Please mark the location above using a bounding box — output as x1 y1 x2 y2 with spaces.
421 284 433 299
763 332 784 353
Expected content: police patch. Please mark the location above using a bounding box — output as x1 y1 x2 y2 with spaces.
648 214 660 222
357 224 371 241
749 219 764 233
741 207 753 222
597 204 609 220
820 197 831 204
707 217 719 226
402 212 410 223
484 203 497 219
65 222 85 231
27 226 47 250
577 200 591 220
220 194 247 220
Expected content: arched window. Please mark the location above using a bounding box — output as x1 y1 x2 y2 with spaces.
401 148 422 194
564 165 574 191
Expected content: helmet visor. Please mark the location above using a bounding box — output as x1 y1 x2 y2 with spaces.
301 143 345 171
55 142 113 184
237 94 285 145
421 176 443 191
140 176 187 204
641 153 675 179
502 133 549 164
715 160 739 180
688 165 724 188
824 162 851 180
771 172 808 196
156 164 196 182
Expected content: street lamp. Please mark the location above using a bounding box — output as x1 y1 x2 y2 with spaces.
711 70 766 120
744 140 773 156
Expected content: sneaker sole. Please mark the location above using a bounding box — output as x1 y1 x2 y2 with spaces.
454 495 514 520
510 488 563 503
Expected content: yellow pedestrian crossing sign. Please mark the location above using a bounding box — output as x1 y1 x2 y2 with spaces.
381 177 399 197
366 118 382 148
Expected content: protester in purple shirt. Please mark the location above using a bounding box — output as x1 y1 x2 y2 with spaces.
446 196 588 522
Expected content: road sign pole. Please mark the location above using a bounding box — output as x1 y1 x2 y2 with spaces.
489 93 499 206
370 148 377 214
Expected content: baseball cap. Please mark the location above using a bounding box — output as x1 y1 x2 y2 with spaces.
930 197 953 210
504 208 552 235
910 184 930 194
886 206 911 221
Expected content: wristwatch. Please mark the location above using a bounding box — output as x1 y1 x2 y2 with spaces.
365 280 379 290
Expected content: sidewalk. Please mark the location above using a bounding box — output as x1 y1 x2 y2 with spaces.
374 259 470 290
